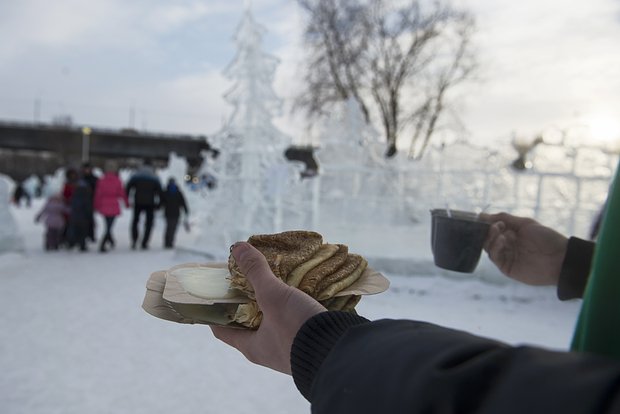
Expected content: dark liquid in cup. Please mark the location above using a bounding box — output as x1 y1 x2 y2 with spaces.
431 209 490 273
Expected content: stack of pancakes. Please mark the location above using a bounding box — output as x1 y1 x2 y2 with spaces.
228 230 367 328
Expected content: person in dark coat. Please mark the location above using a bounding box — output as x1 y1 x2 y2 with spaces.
11 182 31 207
209 242 620 414
81 162 99 242
159 178 189 249
62 168 79 205
66 179 93 252
125 160 162 250
61 168 79 246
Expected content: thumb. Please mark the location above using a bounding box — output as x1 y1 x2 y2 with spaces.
231 242 287 303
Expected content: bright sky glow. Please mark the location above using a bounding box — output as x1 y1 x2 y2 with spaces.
586 113 620 143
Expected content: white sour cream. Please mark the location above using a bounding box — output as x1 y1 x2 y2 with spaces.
172 266 237 299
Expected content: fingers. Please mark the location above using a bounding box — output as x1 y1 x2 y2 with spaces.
484 220 512 274
231 242 287 303
487 233 507 265
483 220 505 252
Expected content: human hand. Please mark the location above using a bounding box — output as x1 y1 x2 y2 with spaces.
481 212 568 286
210 242 326 375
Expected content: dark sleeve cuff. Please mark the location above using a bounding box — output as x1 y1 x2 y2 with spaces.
557 236 595 300
290 311 369 401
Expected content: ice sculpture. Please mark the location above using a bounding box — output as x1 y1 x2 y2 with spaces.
192 9 302 255
0 175 24 253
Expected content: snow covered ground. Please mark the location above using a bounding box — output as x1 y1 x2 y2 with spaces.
1 199 582 414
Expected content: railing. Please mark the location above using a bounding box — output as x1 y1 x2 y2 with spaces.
301 142 618 240
196 140 617 262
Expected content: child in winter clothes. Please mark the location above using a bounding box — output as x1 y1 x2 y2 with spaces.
35 193 68 250
159 177 189 249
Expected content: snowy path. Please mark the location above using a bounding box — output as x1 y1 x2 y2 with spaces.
1 201 582 414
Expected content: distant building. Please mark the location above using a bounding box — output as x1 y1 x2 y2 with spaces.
0 120 216 181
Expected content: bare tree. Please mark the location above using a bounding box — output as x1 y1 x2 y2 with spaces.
296 0 477 158
296 0 372 122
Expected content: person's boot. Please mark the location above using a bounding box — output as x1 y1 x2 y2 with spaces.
99 243 108 253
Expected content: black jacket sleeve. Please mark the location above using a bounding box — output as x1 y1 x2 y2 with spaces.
125 178 135 200
291 311 620 414
557 236 596 300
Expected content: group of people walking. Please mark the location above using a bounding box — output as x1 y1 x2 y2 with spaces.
35 159 189 252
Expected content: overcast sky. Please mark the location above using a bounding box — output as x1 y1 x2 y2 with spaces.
1 0 619 150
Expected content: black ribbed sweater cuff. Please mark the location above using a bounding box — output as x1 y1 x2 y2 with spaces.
557 236 595 300
290 311 369 401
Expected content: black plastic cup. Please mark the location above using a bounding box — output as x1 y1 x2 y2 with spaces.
431 209 490 273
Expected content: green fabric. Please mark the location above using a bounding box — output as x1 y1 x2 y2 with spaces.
571 160 620 358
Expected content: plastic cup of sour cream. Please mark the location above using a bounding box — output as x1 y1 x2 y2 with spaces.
171 266 239 299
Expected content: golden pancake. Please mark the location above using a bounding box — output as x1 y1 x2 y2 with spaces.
233 302 262 328
227 232 371 328
298 244 349 295
287 244 339 288
229 230 323 296
316 256 367 301
341 295 361 311
315 254 363 295
321 295 349 311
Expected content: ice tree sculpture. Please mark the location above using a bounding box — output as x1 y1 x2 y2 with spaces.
193 9 298 255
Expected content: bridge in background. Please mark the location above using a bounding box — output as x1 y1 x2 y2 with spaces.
0 121 216 181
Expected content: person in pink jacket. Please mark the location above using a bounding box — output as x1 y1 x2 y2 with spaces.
94 161 129 252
